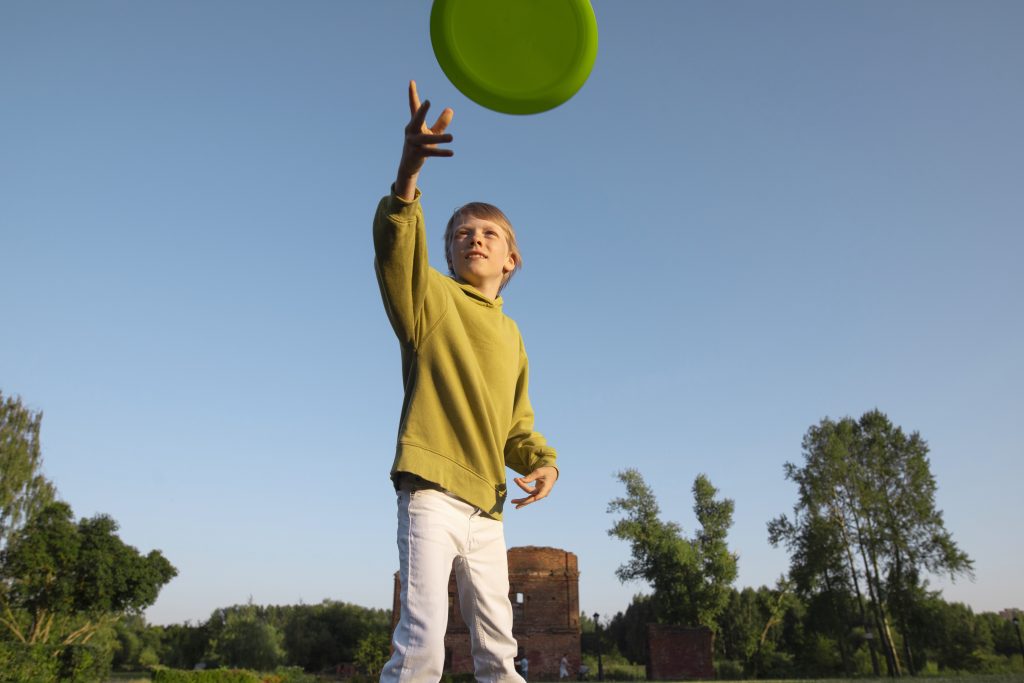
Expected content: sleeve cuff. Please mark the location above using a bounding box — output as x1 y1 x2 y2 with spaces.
386 185 422 217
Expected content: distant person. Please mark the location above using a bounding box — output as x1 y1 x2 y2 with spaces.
578 662 590 680
374 80 559 683
517 654 529 681
560 654 570 680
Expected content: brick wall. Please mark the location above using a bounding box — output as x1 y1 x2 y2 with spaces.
646 624 714 680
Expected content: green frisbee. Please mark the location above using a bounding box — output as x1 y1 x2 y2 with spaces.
430 0 598 115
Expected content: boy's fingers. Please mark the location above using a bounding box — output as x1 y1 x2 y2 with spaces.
410 99 431 130
514 476 535 493
512 487 550 508
431 108 454 134
408 80 421 117
409 133 453 146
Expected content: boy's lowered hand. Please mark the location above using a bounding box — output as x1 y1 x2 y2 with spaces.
511 466 558 509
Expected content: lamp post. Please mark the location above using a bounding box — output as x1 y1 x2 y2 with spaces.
593 612 604 682
1013 615 1024 667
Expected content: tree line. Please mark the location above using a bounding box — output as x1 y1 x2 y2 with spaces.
604 409 1023 677
5 388 1022 679
110 600 391 675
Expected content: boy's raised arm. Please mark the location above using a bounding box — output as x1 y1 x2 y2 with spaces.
395 80 454 201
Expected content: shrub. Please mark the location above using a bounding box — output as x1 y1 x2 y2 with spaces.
715 659 745 679
271 667 317 683
151 668 316 683
152 669 262 683
0 642 59 683
0 641 112 683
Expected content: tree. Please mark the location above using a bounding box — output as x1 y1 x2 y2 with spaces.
607 594 655 664
353 631 390 675
157 621 210 670
0 392 56 552
608 469 737 630
111 615 162 671
769 410 973 677
0 501 177 647
211 605 285 671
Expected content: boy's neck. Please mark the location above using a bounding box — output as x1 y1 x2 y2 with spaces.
455 276 502 301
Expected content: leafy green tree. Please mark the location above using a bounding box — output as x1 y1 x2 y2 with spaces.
0 500 177 647
279 600 391 671
157 621 210 670
608 469 737 630
769 410 973 677
353 631 390 675
212 605 285 671
111 615 163 671
0 392 56 552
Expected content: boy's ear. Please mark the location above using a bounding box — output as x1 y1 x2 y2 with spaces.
503 254 516 274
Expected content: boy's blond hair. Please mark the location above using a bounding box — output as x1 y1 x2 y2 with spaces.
444 202 523 292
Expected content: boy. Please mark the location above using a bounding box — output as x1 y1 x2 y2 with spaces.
373 81 559 683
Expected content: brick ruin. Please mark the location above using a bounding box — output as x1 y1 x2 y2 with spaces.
646 624 714 680
391 546 581 678
390 546 716 680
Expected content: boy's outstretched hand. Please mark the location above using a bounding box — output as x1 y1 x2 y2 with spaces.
395 80 454 201
511 466 558 509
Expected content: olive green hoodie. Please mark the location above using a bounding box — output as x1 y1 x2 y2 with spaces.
373 189 557 518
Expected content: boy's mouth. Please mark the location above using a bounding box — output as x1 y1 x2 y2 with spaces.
465 251 486 259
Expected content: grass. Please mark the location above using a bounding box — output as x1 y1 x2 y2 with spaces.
106 672 1024 683
106 673 151 683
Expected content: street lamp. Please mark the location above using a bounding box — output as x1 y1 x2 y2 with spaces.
593 612 604 682
1013 615 1024 668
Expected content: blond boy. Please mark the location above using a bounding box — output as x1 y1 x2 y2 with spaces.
373 81 559 683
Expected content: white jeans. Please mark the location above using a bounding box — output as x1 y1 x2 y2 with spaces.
380 487 524 683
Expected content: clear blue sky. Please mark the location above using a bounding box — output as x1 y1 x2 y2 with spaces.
2 1 1021 626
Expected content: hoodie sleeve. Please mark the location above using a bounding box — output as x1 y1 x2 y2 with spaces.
372 189 441 348
504 336 559 476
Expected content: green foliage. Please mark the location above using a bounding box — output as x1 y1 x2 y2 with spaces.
0 641 111 683
769 410 974 676
268 666 317 683
607 593 654 664
0 391 177 682
153 670 262 683
0 641 60 682
211 606 285 671
173 599 391 673
278 599 391 670
607 469 737 630
112 614 165 671
0 499 177 645
0 391 57 553
152 668 316 683
353 630 390 675
159 621 211 670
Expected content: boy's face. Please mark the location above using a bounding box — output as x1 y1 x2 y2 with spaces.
448 215 516 297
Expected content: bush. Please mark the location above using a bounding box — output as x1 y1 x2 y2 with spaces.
153 669 262 683
271 666 318 683
0 642 59 683
715 659 744 679
0 641 112 683
151 668 316 683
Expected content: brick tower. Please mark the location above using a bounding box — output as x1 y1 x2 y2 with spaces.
391 546 581 678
